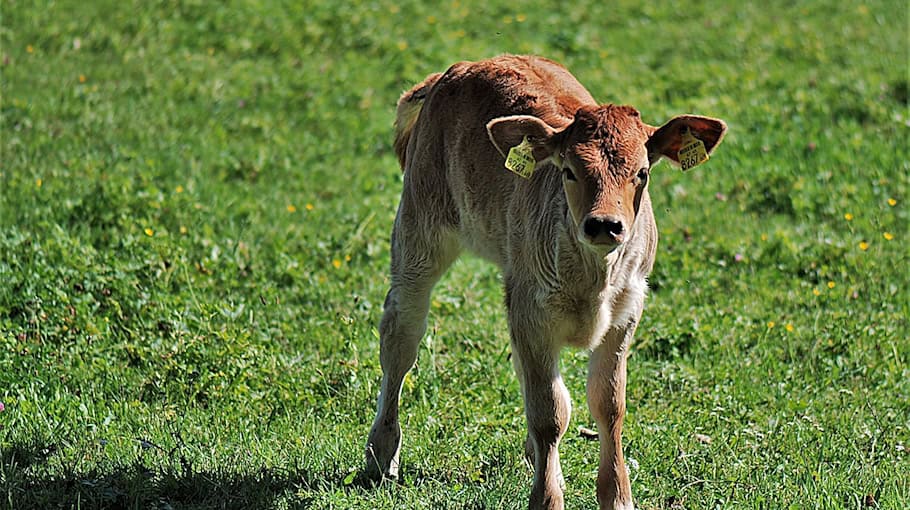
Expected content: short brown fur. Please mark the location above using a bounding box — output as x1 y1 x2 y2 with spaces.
366 55 727 510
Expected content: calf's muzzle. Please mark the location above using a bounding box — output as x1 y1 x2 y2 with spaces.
582 215 626 245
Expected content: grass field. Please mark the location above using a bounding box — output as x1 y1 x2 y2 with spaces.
1 0 908 508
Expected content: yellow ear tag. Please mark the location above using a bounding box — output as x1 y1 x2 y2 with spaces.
677 127 708 171
505 136 536 178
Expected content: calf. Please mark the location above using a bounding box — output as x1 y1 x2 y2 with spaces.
365 55 726 510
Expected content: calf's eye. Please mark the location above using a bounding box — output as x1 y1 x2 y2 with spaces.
635 168 649 186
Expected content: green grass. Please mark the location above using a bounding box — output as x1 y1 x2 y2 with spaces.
1 0 908 508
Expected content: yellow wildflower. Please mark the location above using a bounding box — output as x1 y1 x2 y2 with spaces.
767 321 775 329
812 288 821 296
844 213 853 221
344 254 351 262
332 259 342 269
404 371 414 390
36 178 43 188
397 40 408 51
78 74 86 83
785 323 794 332
516 13 527 22
827 281 835 289
176 185 184 193
887 198 897 207
26 45 34 54
286 204 297 213
179 226 187 235
144 228 154 237
883 232 894 241
305 203 314 211
859 241 869 251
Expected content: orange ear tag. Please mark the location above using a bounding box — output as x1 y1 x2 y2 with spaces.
677 128 708 171
505 137 536 178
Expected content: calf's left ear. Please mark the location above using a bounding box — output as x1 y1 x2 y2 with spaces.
646 115 727 167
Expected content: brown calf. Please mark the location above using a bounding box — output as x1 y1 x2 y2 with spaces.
365 55 726 510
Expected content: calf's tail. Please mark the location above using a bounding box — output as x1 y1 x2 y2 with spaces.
393 72 442 171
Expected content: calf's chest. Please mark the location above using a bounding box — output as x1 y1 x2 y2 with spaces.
554 274 648 349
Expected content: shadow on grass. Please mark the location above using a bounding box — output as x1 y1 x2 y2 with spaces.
1 440 377 510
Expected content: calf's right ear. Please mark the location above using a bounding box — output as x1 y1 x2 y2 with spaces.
487 115 563 163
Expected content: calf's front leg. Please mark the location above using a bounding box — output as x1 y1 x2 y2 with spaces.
509 302 571 510
587 325 636 510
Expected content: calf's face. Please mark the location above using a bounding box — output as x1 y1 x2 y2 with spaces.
487 105 727 250
560 105 652 249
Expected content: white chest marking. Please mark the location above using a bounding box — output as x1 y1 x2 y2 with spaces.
589 275 648 346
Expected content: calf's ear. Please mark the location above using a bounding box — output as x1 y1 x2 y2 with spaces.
646 115 727 167
487 115 564 163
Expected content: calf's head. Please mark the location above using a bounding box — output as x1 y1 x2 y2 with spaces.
488 105 727 250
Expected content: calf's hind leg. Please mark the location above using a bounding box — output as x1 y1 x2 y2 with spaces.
365 210 459 481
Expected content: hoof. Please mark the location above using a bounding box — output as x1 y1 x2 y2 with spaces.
364 443 400 482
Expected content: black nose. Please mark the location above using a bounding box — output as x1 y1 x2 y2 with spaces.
583 216 625 243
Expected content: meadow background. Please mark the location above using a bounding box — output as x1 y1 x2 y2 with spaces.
1 0 908 508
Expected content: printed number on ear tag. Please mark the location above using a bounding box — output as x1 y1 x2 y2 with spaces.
505 137 536 178
678 128 708 171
